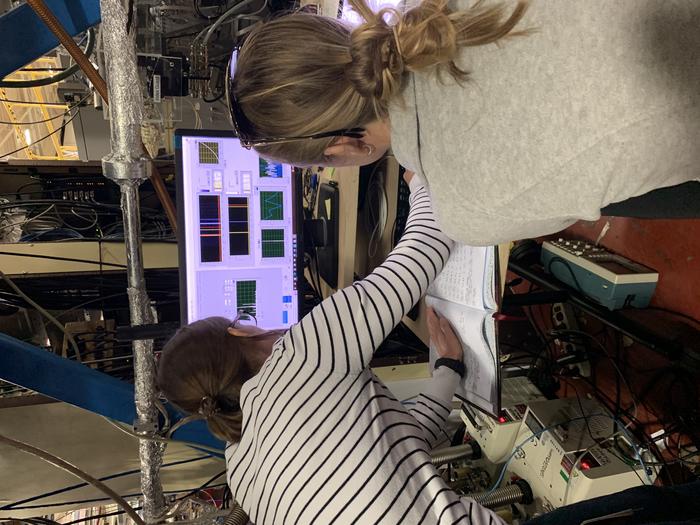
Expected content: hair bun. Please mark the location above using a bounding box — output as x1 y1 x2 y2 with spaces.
345 0 529 117
347 9 405 105
346 0 457 112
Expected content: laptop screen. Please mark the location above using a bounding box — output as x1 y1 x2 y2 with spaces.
175 130 300 329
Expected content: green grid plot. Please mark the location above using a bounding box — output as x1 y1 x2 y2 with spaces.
261 229 285 258
236 280 256 317
260 191 284 221
198 141 219 164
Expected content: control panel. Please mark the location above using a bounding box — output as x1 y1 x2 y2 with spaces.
462 376 546 464
508 397 656 509
541 239 658 310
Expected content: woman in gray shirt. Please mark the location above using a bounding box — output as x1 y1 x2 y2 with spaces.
228 0 699 245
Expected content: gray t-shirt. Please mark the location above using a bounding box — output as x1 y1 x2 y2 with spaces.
389 0 700 245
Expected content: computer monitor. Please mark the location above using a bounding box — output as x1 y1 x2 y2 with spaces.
175 129 301 328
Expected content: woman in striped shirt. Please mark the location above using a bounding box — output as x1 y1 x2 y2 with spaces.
158 173 504 524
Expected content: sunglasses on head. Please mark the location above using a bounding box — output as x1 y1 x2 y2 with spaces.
226 50 365 150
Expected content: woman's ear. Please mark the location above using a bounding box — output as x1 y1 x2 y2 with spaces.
227 326 246 337
323 136 367 160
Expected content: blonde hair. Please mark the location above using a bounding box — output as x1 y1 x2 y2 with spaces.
157 316 281 443
232 0 530 165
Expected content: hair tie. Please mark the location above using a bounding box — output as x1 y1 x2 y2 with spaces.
198 396 219 418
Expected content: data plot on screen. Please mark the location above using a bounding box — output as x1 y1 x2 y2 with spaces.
199 195 221 262
179 131 299 328
198 141 219 164
260 191 284 221
261 229 285 258
259 158 283 178
236 280 256 317
228 197 249 256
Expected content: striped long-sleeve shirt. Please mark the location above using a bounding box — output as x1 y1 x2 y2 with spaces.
225 178 504 525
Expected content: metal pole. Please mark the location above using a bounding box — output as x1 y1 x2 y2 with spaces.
98 0 165 519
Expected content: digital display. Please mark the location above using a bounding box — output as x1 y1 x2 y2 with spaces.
178 133 299 329
525 411 545 438
597 260 638 275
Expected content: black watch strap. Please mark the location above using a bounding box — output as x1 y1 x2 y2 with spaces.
434 357 465 378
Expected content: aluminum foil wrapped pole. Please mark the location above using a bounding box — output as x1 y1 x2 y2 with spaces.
98 0 165 519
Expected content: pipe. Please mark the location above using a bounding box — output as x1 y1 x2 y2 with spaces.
469 480 533 509
98 0 164 519
224 502 249 525
431 442 481 466
26 0 108 99
26 0 178 233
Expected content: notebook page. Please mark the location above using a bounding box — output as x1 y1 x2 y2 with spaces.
425 295 499 416
427 244 490 310
483 247 497 311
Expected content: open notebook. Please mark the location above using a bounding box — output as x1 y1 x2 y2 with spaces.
425 244 501 416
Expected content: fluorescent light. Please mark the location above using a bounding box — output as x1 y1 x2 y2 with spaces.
23 128 32 145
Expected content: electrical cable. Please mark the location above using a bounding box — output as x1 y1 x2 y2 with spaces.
1 456 212 512
4 485 227 512
0 98 73 107
102 417 224 456
54 506 143 525
0 204 56 238
364 165 388 259
312 247 324 300
0 92 92 126
0 269 81 361
0 250 127 269
639 306 700 329
166 413 205 438
0 433 146 525
0 29 96 88
197 0 267 50
0 110 79 161
553 328 639 423
193 0 222 20
547 256 585 292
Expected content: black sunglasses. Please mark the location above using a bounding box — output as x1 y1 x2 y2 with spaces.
226 50 365 150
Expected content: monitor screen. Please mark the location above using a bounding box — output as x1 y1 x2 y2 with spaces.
175 130 300 329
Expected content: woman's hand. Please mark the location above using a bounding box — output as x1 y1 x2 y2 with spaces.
403 170 415 185
427 307 463 361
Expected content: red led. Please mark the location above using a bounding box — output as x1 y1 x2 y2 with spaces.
580 461 591 470
498 416 507 424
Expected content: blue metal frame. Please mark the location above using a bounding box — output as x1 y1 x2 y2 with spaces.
0 332 224 452
0 0 101 79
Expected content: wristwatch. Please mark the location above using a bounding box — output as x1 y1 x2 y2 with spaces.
434 357 465 378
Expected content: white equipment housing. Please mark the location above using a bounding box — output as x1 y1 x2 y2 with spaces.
461 377 546 464
508 397 654 509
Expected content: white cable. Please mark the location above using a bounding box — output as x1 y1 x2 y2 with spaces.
365 169 387 259
0 203 56 236
201 0 267 48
